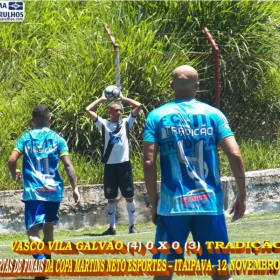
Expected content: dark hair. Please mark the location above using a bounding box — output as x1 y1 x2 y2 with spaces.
32 104 50 119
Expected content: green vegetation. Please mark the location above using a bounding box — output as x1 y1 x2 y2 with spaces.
220 140 280 176
1 1 280 190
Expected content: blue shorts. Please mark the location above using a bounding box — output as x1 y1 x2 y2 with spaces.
24 201 60 231
153 215 229 266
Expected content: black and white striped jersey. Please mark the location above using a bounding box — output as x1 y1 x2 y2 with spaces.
94 113 136 164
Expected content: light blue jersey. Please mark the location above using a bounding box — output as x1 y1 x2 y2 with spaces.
14 127 69 202
143 98 234 215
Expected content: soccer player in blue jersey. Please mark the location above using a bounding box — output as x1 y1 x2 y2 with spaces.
143 65 246 280
8 104 80 279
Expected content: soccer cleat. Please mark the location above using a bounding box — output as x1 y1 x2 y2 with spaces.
34 277 46 280
129 225 139 234
102 227 116 236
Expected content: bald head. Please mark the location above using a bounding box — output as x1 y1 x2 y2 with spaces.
171 65 199 97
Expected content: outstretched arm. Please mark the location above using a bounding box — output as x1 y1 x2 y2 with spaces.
219 137 246 222
85 92 108 121
117 93 143 117
61 155 80 204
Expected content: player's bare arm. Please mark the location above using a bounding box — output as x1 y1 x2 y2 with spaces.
219 136 246 222
85 92 108 121
7 150 22 181
143 142 159 225
118 93 143 117
61 155 80 204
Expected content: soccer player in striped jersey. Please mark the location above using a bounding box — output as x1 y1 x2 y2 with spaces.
86 91 142 235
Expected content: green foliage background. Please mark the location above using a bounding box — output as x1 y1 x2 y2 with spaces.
1 1 280 190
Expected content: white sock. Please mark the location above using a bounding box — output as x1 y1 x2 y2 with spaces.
126 201 136 227
107 203 116 228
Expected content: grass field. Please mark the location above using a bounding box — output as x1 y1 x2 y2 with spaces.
0 213 280 280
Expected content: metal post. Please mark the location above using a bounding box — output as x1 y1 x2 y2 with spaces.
104 24 121 90
203 28 221 171
203 28 220 109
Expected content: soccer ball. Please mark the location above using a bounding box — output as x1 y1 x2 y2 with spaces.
104 85 120 101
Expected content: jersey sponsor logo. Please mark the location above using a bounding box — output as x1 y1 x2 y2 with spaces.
109 132 122 144
36 186 57 196
173 188 214 209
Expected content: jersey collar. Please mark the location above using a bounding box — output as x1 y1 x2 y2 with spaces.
174 97 196 102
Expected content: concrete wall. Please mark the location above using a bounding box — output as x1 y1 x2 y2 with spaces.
1 168 280 233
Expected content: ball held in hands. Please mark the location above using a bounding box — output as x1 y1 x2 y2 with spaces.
104 85 121 101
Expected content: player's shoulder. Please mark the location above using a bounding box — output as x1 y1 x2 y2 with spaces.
123 114 131 121
20 128 38 139
147 101 174 118
195 101 225 115
96 115 107 123
20 129 32 137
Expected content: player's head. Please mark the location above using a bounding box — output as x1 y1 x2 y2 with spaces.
32 104 51 126
170 65 199 98
108 103 123 123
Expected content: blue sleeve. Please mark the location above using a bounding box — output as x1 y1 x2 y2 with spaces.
143 111 159 144
58 136 69 156
216 110 234 142
14 134 25 153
